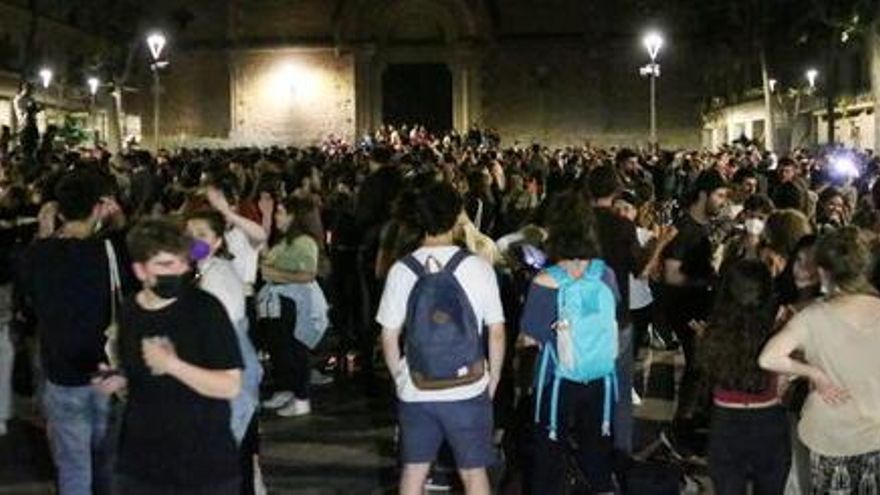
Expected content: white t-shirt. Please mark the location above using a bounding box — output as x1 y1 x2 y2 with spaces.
629 227 654 310
225 227 260 290
198 256 247 324
376 246 505 403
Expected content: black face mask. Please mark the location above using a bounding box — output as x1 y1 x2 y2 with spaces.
152 272 193 300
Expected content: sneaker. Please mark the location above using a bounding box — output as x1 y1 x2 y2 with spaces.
631 388 643 406
277 399 311 417
310 369 333 386
262 391 294 410
424 475 453 491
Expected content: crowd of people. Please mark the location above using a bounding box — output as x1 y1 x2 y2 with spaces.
0 122 879 494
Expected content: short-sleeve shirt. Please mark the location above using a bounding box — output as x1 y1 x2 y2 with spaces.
116 287 243 488
263 234 319 274
663 213 714 285
376 246 505 403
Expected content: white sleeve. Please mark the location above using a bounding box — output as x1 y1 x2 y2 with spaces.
375 263 413 332
475 259 505 326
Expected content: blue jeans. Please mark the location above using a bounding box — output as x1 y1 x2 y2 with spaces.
42 381 111 495
614 325 634 454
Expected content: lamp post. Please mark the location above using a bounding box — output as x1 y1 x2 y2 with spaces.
87 77 100 145
39 68 53 89
640 32 664 148
806 68 819 91
146 32 167 152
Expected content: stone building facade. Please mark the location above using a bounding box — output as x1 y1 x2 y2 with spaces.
149 0 708 148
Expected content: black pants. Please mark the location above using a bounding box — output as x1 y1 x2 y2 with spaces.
528 379 615 494
356 247 382 373
660 285 711 421
631 303 653 359
708 406 790 495
116 475 239 495
238 415 260 495
261 296 309 399
330 247 361 357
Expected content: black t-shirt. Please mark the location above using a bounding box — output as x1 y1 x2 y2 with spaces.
663 213 714 285
117 287 243 488
593 207 639 328
19 232 129 386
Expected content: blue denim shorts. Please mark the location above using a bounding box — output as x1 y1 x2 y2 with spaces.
397 393 495 469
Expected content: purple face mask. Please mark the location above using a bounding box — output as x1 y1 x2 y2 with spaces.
190 239 212 262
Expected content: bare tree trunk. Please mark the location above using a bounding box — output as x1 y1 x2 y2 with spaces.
759 45 775 152
871 16 880 152
107 42 139 154
826 34 837 146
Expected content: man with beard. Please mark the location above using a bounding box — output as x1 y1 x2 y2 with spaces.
660 170 729 443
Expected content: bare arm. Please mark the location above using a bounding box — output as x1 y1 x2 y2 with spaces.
142 338 242 400
487 322 506 398
207 187 268 246
663 258 687 286
225 210 268 246
759 314 850 405
168 362 242 400
381 327 403 378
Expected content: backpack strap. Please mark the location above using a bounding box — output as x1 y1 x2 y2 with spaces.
400 255 426 277
545 265 573 286
443 249 471 274
585 259 605 281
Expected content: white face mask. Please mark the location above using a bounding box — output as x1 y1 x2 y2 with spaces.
744 217 766 236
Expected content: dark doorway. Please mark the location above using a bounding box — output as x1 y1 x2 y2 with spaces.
381 63 452 133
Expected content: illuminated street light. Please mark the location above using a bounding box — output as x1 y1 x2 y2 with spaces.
146 32 167 62
87 77 100 96
640 31 664 147
806 68 819 90
643 32 664 62
39 68 53 89
146 31 168 152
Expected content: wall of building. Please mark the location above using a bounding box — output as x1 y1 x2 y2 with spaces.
153 0 707 149
228 48 355 146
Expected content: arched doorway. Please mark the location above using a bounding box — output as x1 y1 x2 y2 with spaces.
381 63 452 132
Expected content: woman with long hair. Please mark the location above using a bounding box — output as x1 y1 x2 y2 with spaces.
760 227 880 492
186 209 265 495
700 259 789 494
520 191 619 494
258 196 324 418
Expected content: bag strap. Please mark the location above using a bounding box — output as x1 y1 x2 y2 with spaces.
400 255 426 277
105 240 121 322
443 249 471 274
586 259 605 281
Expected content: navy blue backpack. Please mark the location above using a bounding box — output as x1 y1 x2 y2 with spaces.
401 249 485 390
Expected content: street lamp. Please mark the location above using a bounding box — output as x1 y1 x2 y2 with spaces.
146 32 168 152
640 31 664 148
806 68 819 90
39 68 53 89
87 77 100 97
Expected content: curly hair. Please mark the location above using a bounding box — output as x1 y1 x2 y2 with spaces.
700 259 777 393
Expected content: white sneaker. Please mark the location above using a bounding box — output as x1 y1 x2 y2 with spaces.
631 388 643 406
277 399 311 417
253 457 267 495
262 391 294 410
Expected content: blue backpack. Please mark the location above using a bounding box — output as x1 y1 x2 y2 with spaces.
401 250 485 390
534 259 619 440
